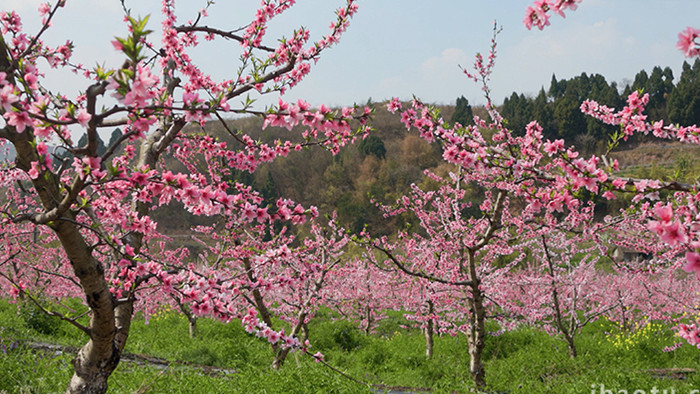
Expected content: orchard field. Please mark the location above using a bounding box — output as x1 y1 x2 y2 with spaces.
1 1 700 393
3 299 700 393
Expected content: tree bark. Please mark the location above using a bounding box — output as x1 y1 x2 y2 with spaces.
465 250 486 389
8 128 127 394
424 299 434 358
172 295 198 338
565 332 577 358
272 314 305 369
65 119 185 393
364 305 372 335
188 316 197 339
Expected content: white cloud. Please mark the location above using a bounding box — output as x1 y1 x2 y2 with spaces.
421 48 470 75
377 76 407 95
414 48 481 103
492 18 632 100
519 18 620 62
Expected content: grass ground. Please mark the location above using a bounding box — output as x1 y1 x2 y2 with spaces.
1 299 700 393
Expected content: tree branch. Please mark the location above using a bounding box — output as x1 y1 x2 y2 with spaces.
226 60 295 100
372 243 474 287
175 25 276 52
474 190 506 251
25 294 91 336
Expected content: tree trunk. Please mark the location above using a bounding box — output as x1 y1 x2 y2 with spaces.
1 38 184 393
564 332 577 358
541 235 578 359
272 318 300 370
56 220 128 394
8 132 130 393
466 283 487 389
364 305 372 335
465 251 486 389
301 323 310 343
173 296 197 338
242 256 278 354
617 290 629 331
424 324 434 359
424 299 434 358
273 307 311 369
188 317 197 339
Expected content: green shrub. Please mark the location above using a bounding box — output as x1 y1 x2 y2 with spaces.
19 301 60 336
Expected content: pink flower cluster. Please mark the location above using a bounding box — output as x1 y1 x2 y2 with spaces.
8 280 26 302
523 0 581 30
644 197 700 278
241 308 303 349
110 63 160 108
160 0 221 93
648 203 686 246
677 323 700 348
677 27 700 58
582 92 700 146
262 99 371 155
0 10 22 35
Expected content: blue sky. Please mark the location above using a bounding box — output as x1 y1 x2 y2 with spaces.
6 0 700 110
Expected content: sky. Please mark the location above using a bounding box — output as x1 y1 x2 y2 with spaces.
5 0 700 111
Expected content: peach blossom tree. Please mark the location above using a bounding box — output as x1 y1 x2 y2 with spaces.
0 1 368 392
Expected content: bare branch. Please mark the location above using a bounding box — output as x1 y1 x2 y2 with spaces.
175 25 277 52
372 243 474 287
24 293 91 335
153 116 187 154
226 60 295 100
101 129 140 163
473 190 506 251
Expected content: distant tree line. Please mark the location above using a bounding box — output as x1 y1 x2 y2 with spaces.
493 59 700 153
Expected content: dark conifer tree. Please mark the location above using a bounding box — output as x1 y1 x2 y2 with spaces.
451 96 474 126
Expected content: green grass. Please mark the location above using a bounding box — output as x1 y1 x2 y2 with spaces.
2 299 700 393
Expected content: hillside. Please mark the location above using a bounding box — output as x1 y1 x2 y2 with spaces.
153 102 460 237
150 99 698 240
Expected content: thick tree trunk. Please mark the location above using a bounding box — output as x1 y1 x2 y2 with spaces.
272 315 304 369
272 349 289 370
618 290 629 331
272 316 303 369
66 119 184 392
2 40 184 392
66 302 133 394
301 323 309 343
56 221 128 394
273 274 328 369
272 313 307 369
460 190 506 389
10 132 128 394
424 324 434 359
242 256 279 355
